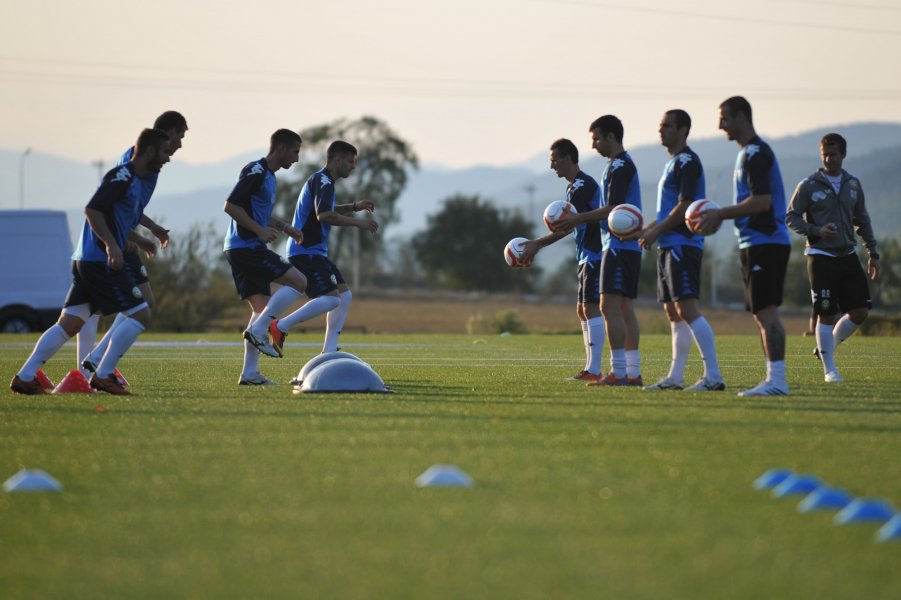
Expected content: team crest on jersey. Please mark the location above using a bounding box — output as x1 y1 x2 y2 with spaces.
571 178 585 191
249 163 265 176
330 274 338 285
320 173 332 186
812 190 828 203
139 265 148 278
677 153 693 166
745 144 760 159
111 167 132 183
610 158 625 171
132 286 143 299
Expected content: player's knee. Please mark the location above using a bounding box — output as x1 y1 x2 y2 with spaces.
849 308 868 325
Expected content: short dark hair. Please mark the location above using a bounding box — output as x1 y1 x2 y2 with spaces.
666 109 692 134
820 132 847 156
720 96 753 124
153 111 188 133
270 129 302 151
589 115 624 143
134 128 170 157
550 138 578 164
326 140 358 161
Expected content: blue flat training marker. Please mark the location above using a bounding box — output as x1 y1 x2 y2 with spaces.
416 465 474 488
875 514 901 542
798 486 853 513
834 498 896 525
772 473 823 498
3 469 63 492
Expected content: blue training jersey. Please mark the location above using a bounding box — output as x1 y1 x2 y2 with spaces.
600 151 642 253
223 158 278 251
73 163 154 262
567 171 603 264
286 167 336 258
732 136 791 249
117 146 158 212
657 146 705 250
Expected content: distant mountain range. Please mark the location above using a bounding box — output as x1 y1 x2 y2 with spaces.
2 122 899 269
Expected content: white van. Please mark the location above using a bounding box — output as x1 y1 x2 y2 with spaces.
0 210 73 332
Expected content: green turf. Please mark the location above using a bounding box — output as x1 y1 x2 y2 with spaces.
2 333 900 599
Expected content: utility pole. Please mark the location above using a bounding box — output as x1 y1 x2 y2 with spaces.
19 147 31 209
523 183 536 221
91 159 105 182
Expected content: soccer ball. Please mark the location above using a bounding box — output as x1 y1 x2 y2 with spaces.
607 204 643 239
504 237 530 268
684 199 721 235
543 200 576 232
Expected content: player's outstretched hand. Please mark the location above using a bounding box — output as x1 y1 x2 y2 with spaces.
697 210 723 236
359 219 379 234
136 236 158 259
637 227 657 249
151 225 170 249
106 245 124 270
285 226 304 244
553 213 579 233
354 199 375 213
257 226 279 244
519 240 539 267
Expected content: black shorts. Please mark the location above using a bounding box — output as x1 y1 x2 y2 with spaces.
577 260 601 304
123 250 150 286
600 249 641 299
289 254 344 298
807 253 871 316
657 246 702 303
64 260 145 316
225 247 292 300
739 244 790 313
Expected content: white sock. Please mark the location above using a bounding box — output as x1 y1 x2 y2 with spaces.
323 291 353 352
625 349 640 379
96 317 145 378
580 320 590 371
251 287 304 336
611 348 626 378
586 317 605 375
833 314 859 349
87 313 127 368
242 312 261 378
77 313 101 375
278 295 340 332
816 323 837 374
689 316 721 382
767 360 786 387
19 324 70 380
668 320 692 382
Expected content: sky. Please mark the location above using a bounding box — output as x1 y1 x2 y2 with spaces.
2 0 900 170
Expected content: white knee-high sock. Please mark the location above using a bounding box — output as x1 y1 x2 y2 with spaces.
19 324 71 380
77 313 101 373
242 312 262 378
689 316 721 381
586 316 605 375
625 349 641 379
668 320 692 383
816 323 837 374
96 317 145 378
611 348 626 378
832 315 859 349
250 287 303 336
278 296 340 332
767 360 786 387
323 291 353 353
580 320 590 371
86 313 127 368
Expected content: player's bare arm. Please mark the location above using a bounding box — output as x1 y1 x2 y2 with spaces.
127 230 158 258
698 194 771 235
336 199 375 214
140 214 170 248
268 216 303 244
640 200 690 248
85 207 124 269
521 230 569 265
318 210 379 234
223 201 278 244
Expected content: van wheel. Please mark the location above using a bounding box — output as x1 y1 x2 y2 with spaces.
0 310 38 333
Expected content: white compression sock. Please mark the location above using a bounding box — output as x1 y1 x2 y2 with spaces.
611 348 626 378
77 313 101 374
766 360 787 387
689 316 722 382
96 317 145 378
278 295 340 332
19 324 71 380
250 287 304 336
586 317 605 375
323 291 353 353
625 349 640 379
668 320 692 383
816 323 837 374
580 320 590 371
832 315 859 349
242 312 262 378
86 312 127 368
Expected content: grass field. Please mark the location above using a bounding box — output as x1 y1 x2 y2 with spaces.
2 332 900 599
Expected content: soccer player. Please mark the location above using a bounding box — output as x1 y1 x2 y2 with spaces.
272 141 378 355
519 138 605 381
223 129 308 385
79 111 189 381
638 109 724 391
10 128 172 395
699 96 792 396
558 115 643 386
786 133 880 382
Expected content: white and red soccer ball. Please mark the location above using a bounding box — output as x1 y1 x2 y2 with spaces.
684 199 721 235
504 237 530 268
607 204 643 239
543 200 576 232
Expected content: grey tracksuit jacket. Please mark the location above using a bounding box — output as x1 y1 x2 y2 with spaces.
786 169 878 258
